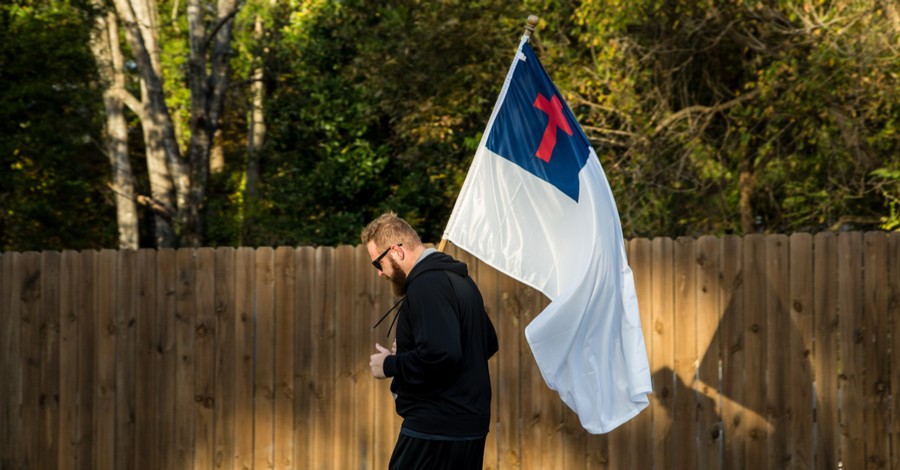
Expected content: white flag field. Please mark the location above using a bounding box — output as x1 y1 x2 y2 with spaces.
443 34 652 434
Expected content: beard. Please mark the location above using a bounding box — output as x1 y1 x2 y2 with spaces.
386 257 407 296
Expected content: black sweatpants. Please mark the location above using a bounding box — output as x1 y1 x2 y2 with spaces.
388 433 486 470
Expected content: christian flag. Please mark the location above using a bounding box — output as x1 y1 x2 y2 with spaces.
443 36 652 433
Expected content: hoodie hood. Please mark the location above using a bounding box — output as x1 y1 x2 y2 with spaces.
405 251 468 288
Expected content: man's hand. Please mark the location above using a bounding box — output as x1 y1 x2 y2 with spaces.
370 343 393 379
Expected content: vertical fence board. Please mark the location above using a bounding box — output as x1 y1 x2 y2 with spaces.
20 252 41 469
254 247 276 470
650 237 674 470
0 253 8 467
39 251 60 470
234 247 256 469
334 245 356 470
135 250 158 470
788 234 814 469
518 283 545 470
194 248 216 470
888 233 900 470
863 232 889 468
213 247 236 470
352 245 374 470
115 250 136 470
742 235 767 469
838 233 864 469
95 250 117 470
630 238 653 470
293 247 315 469
312 247 336 469
610 243 633 470
157 249 177 470
720 235 743 470
813 233 838 469
76 251 96 470
2 253 24 468
58 251 79 470
765 235 789 467
673 237 698 470
498 267 523 469
696 236 722 470
175 248 197 470
273 247 296 469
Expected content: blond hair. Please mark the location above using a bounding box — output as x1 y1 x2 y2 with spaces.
360 211 422 249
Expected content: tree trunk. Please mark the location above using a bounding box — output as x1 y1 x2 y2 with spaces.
90 5 140 249
140 80 178 247
105 0 241 247
210 129 225 174
113 0 186 247
242 11 266 244
182 0 240 247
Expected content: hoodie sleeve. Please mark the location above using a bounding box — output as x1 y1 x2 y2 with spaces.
486 315 499 359
382 271 462 388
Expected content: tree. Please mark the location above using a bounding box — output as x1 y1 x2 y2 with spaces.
90 1 139 249
102 0 242 247
253 0 526 245
536 0 900 236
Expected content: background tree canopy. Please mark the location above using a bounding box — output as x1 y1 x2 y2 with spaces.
1 0 898 251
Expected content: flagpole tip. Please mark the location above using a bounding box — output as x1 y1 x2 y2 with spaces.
524 15 539 37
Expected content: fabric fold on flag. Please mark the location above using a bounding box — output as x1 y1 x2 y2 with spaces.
443 35 652 434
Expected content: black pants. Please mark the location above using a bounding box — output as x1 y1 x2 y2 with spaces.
388 433 486 470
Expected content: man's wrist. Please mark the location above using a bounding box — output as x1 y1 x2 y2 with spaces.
383 355 397 377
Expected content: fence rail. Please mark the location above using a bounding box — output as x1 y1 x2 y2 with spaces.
2 232 899 469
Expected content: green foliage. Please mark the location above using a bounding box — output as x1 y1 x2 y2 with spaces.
872 167 900 230
538 0 900 236
2 0 898 251
247 0 526 245
158 3 193 150
0 0 114 250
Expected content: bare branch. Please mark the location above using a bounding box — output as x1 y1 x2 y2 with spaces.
652 88 761 135
203 4 241 51
829 215 881 231
580 125 640 139
110 86 143 117
136 194 175 219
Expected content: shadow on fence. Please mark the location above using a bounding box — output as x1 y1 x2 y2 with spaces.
1 232 898 469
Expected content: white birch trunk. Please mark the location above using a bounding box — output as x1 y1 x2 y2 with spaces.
113 0 186 247
90 5 140 249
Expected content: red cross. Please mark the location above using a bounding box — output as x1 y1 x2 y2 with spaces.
533 93 573 162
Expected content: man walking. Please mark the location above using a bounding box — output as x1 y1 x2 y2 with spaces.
363 212 499 469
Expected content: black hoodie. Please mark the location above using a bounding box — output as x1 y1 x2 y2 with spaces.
382 251 499 437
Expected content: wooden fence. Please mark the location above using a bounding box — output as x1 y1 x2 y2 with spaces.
1 232 899 470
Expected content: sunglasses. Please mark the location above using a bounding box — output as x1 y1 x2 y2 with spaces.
371 243 402 271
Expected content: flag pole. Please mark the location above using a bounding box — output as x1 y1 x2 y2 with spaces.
524 14 539 38
437 14 540 255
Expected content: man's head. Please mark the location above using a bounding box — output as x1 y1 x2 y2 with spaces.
361 212 424 296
